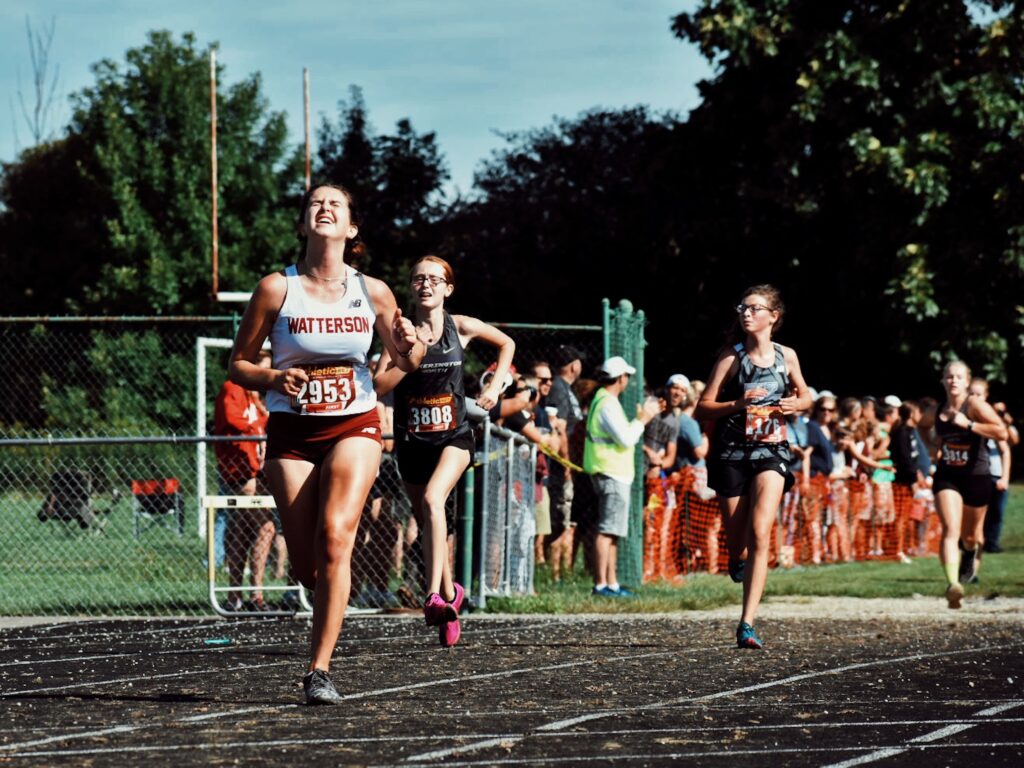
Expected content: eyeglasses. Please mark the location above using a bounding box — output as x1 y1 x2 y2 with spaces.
736 303 772 315
820 406 836 412
411 275 447 287
537 377 552 384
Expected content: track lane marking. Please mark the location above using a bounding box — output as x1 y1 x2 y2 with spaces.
8 739 1024 762
0 660 291 698
0 647 678 749
408 642 1024 762
820 699 1024 768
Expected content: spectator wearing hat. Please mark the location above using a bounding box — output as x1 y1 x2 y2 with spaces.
584 356 661 597
546 345 585 581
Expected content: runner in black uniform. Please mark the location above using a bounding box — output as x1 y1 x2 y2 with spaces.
932 361 1007 608
376 255 514 646
694 285 812 649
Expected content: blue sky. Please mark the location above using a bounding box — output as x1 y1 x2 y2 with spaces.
1 1 711 194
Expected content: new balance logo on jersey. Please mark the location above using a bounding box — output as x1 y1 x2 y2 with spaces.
361 426 378 434
349 299 362 308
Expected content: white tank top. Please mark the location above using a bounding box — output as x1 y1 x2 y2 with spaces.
267 264 378 416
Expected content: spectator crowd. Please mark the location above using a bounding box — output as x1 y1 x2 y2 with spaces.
213 341 1020 609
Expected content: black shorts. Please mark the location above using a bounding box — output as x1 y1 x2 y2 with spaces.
370 453 403 500
708 457 795 499
396 430 476 486
933 472 992 508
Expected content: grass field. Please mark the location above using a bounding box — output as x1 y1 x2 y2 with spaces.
1 484 1019 616
487 483 1024 614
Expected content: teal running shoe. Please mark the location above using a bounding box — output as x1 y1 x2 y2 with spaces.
736 622 763 649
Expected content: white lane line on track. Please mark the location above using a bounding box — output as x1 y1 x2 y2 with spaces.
11 715 1024 747
0 726 146 752
0 617 548 658
0 646 678 750
0 660 291 698
408 642 1024 762
0 645 246 670
178 648 677 723
820 699 1024 768
9 739 1024 762
0 618 272 644
0 621 545 674
11 717 1024 757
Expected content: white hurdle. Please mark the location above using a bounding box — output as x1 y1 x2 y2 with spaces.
202 495 312 617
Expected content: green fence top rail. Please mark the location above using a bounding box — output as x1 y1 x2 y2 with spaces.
486 321 602 331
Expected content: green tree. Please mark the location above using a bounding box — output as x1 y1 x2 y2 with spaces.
672 0 1024 388
440 107 681 326
0 30 302 314
315 86 449 294
0 135 103 314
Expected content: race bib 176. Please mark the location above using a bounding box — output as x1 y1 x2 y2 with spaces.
745 405 787 444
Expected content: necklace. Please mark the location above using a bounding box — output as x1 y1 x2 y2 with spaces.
418 320 440 344
306 267 348 287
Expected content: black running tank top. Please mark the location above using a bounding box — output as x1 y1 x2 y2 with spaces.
713 342 792 462
934 401 989 476
394 312 469 444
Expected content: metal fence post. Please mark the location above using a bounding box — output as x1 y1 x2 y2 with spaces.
459 463 475 605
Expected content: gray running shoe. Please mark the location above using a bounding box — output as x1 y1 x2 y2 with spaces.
303 669 342 705
946 583 964 610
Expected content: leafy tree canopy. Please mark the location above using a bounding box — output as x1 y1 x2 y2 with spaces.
314 86 449 296
670 0 1024 388
0 31 303 314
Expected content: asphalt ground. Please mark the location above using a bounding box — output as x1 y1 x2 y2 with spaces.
0 608 1022 767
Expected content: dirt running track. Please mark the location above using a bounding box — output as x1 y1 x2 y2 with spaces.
1 600 1022 766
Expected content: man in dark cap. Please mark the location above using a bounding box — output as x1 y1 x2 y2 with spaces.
546 345 584 580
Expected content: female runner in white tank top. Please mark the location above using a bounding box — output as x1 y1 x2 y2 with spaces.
229 183 422 705
694 285 812 650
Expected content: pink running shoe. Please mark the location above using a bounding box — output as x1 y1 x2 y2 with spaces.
423 593 448 626
446 582 465 620
440 615 461 647
438 583 465 647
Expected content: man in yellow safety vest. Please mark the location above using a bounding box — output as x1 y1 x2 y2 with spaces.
584 356 661 597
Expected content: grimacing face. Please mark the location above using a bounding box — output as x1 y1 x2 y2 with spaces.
304 186 357 242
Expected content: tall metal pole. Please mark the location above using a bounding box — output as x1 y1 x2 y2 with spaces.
210 49 219 297
303 67 311 191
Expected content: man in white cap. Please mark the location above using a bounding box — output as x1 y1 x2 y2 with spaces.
584 355 661 597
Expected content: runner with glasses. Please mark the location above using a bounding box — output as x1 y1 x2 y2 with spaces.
375 255 515 646
694 284 812 649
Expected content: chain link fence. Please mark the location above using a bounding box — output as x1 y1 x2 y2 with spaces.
604 299 649 588
0 316 614 616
